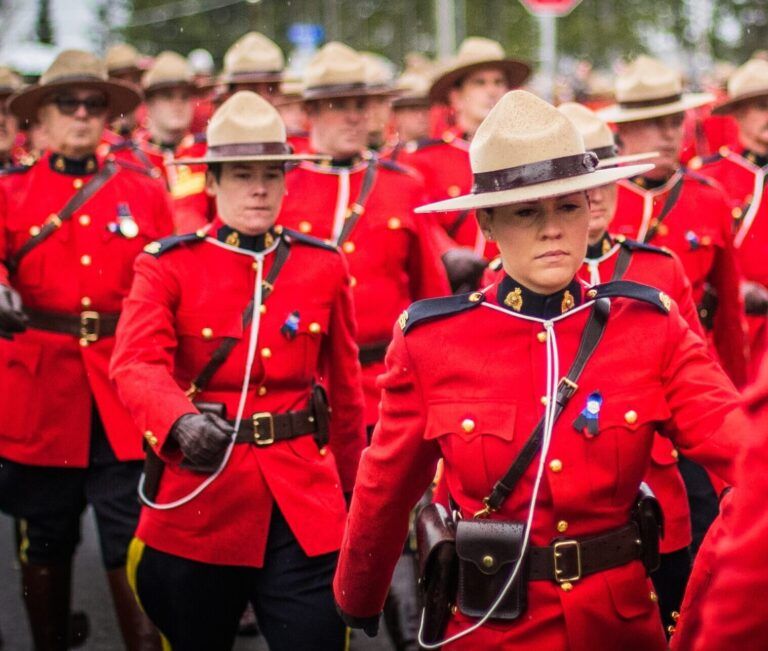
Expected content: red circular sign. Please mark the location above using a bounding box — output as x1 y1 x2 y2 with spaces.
519 0 582 16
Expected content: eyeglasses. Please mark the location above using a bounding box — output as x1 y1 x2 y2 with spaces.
49 95 109 117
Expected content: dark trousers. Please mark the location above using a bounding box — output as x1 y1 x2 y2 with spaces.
677 455 719 557
134 508 346 651
650 547 692 635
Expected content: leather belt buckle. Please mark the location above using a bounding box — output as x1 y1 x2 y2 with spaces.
252 412 275 446
79 311 101 343
553 539 582 583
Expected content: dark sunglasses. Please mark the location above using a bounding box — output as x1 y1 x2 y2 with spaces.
50 95 109 117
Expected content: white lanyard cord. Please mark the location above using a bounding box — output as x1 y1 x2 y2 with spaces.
139 253 265 510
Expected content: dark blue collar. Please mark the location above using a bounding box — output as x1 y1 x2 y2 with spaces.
496 275 582 319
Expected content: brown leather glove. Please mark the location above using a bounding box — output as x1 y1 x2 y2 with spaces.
742 280 768 316
0 284 27 339
441 248 487 294
171 413 233 470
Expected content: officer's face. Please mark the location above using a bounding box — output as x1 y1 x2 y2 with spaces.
206 161 286 235
734 97 768 155
308 97 369 158
478 192 590 294
617 113 684 180
0 100 18 155
38 88 108 158
393 106 430 142
449 68 509 134
585 183 618 244
146 87 194 135
366 95 392 141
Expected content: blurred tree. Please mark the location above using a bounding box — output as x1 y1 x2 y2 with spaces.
36 0 54 44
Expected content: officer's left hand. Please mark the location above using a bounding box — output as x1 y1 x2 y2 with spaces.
0 284 27 339
335 604 380 637
441 248 487 294
742 281 768 315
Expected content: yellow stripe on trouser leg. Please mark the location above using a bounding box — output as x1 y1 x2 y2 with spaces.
344 626 351 651
126 537 173 651
17 518 30 564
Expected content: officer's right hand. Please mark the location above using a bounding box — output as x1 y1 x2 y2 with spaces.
170 413 233 468
0 284 27 339
743 280 768 315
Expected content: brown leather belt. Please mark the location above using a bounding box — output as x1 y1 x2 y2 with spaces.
527 522 642 583
25 308 120 343
231 408 318 446
358 341 388 365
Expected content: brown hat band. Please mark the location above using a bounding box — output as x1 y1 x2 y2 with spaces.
618 93 682 109
302 82 368 100
592 145 618 160
472 152 599 194
207 142 292 157
226 71 282 83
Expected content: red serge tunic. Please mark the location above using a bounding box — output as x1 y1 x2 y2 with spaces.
279 155 450 425
0 152 174 466
334 277 745 651
110 222 366 566
612 172 748 387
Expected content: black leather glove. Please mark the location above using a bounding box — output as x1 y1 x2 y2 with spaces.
0 284 27 339
336 604 380 638
170 413 233 470
742 280 768 316
441 248 487 294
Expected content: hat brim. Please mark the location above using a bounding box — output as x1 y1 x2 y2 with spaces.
596 151 659 168
414 163 654 213
8 77 142 122
712 89 768 115
392 96 431 109
219 72 285 86
429 59 531 104
144 80 203 96
597 93 714 123
170 152 329 165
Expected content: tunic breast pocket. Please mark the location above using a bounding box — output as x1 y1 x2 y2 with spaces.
175 311 244 384
290 308 330 379
425 401 517 498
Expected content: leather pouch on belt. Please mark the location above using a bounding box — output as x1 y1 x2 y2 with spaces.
415 502 458 644
632 482 664 573
456 519 527 620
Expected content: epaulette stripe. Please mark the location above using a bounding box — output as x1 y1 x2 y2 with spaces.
619 238 672 257
402 291 485 334
142 231 205 257
281 228 338 252
113 156 162 178
588 280 670 314
0 164 32 176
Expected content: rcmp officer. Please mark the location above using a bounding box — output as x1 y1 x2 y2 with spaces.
110 91 366 651
383 69 433 160
693 58 768 379
334 90 748 651
360 52 398 151
278 41 450 428
0 49 173 650
104 43 144 138
0 67 25 170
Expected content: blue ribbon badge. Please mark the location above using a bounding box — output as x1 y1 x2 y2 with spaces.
685 230 700 251
281 310 300 340
572 391 603 439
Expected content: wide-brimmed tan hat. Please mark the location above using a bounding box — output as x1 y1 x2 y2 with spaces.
558 102 658 167
598 56 714 124
171 91 326 164
361 51 398 96
416 91 653 213
8 49 141 121
428 37 530 105
105 43 142 76
142 51 196 94
220 32 284 85
392 70 432 109
301 42 398 101
0 67 23 100
712 59 768 115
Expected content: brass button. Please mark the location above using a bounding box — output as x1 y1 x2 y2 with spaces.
73 179 83 189
560 581 573 592
259 304 267 314
387 217 402 230
299 220 312 233
80 254 92 266
447 184 461 197
701 235 712 246
649 590 658 603
350 276 357 287
549 459 563 473
537 331 547 343
342 241 356 254
252 261 260 271
586 289 597 299
557 520 569 533
450 604 458 615
196 229 207 238
461 418 475 433
319 447 329 457
79 337 89 347
258 386 268 397
468 291 483 303
657 224 669 237
29 225 41 236
624 410 638 425
540 396 549 406
667 625 676 635
80 296 92 308
671 611 680 622
671 449 679 459
78 214 91 226
308 322 322 334
732 207 743 220
481 555 495 568
261 347 272 359
201 327 213 339
144 431 158 447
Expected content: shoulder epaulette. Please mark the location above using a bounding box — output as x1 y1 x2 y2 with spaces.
587 280 671 314
377 157 419 178
281 227 338 252
488 256 503 272
142 231 206 257
616 236 672 257
401 291 485 334
107 139 135 153
113 156 162 179
683 167 718 187
404 137 446 154
0 162 32 176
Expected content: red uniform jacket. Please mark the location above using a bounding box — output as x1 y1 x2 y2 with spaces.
612 171 749 386
168 135 212 234
335 278 745 651
110 222 366 566
279 154 450 425
579 234 702 554
696 148 768 379
0 151 174 466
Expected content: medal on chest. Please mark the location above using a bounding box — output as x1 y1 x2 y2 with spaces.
108 202 139 239
572 391 603 438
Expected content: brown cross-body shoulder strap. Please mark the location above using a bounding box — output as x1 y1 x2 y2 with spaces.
7 160 118 275
336 154 379 245
642 175 684 244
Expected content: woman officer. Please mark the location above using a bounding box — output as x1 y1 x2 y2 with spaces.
110 91 366 651
333 90 749 650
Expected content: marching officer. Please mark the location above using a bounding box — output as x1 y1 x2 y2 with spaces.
0 67 25 170
598 55 749 389
382 69 433 161
104 43 145 138
110 90 366 651
278 41 450 429
0 49 172 650
692 58 768 379
334 90 748 651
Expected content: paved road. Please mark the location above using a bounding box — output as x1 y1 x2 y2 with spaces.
0 511 394 650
